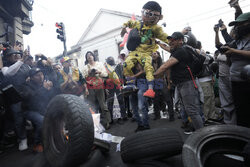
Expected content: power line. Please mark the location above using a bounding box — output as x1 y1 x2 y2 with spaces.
168 0 248 26
168 3 250 28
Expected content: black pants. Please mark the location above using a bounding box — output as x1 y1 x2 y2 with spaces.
107 88 127 120
231 81 250 128
153 86 174 118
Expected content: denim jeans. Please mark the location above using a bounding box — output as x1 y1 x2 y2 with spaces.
176 80 204 130
10 102 26 140
25 111 44 144
129 79 149 127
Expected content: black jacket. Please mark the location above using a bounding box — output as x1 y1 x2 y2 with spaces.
21 80 56 115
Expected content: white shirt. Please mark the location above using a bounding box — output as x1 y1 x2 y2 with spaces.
2 61 24 76
81 61 108 78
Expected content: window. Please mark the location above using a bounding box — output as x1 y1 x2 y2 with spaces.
93 50 99 61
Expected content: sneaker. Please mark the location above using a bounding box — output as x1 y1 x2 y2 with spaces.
184 128 193 135
117 118 124 125
121 85 138 96
169 116 175 122
143 89 155 98
184 125 195 135
144 125 150 130
19 139 28 151
135 126 145 132
181 121 189 129
153 115 161 120
33 144 43 153
127 110 133 118
131 117 136 122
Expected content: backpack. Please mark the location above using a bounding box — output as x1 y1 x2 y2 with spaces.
126 22 144 51
183 45 206 77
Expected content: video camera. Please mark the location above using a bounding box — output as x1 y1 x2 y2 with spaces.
218 40 237 54
89 69 97 77
215 19 224 28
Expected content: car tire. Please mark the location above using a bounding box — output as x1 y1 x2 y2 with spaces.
120 128 183 163
182 125 250 167
43 94 94 167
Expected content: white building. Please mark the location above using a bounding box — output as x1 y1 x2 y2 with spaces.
71 8 170 68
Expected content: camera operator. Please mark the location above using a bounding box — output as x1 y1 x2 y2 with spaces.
223 12 250 128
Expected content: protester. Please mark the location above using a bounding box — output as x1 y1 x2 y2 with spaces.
1 48 29 151
59 56 85 95
21 67 56 152
154 32 204 131
81 51 111 130
214 25 236 125
152 51 174 121
223 12 250 128
105 56 128 124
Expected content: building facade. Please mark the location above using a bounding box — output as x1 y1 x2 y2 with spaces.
70 9 141 68
0 0 34 47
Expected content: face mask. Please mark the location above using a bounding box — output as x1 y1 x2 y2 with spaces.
234 23 250 40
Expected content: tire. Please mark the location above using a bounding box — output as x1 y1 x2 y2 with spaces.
93 138 110 153
182 125 250 167
120 128 183 163
43 94 94 167
80 149 106 167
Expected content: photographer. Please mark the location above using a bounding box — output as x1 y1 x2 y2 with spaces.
223 12 250 128
214 23 236 125
81 51 111 130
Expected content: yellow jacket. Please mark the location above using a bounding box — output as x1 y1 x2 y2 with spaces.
124 20 169 53
60 67 80 83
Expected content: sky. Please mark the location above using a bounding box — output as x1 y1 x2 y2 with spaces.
23 0 250 59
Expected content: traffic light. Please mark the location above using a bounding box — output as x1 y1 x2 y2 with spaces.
55 22 65 42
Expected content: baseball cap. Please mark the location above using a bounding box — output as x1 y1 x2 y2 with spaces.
229 12 250 26
3 48 22 57
167 32 184 40
29 68 42 77
60 56 71 64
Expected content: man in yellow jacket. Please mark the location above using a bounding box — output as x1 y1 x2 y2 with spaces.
59 57 86 95
122 1 168 98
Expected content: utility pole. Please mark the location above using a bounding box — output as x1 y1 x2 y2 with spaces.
55 22 67 57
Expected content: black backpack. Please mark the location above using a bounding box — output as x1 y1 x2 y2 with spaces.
126 22 144 51
183 45 206 77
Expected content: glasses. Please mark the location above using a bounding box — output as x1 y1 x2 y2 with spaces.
141 9 160 18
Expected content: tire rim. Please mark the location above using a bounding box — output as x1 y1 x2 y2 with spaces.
197 135 247 166
49 116 69 154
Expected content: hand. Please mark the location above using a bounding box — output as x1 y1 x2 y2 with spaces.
43 80 53 90
223 46 237 56
167 84 171 90
0 44 4 51
214 25 219 33
85 89 89 96
21 53 28 62
120 27 127 37
220 24 227 31
95 70 101 75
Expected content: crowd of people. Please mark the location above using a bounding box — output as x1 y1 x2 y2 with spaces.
0 0 250 158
